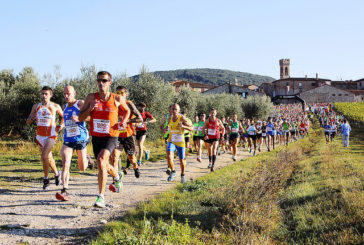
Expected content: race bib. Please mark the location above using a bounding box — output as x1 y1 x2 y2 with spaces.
137 123 145 129
208 129 216 135
38 117 51 127
249 131 255 135
267 127 272 131
118 124 126 133
93 119 110 134
171 134 183 142
198 126 203 132
66 125 81 137
232 128 238 133
262 133 267 137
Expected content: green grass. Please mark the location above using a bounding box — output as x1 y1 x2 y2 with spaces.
90 121 364 245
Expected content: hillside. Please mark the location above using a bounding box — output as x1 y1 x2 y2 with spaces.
131 68 275 86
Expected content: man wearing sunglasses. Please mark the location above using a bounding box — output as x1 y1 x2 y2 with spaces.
79 71 130 208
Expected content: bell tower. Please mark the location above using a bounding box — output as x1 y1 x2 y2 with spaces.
279 59 290 79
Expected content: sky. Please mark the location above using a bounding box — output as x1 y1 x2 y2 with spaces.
1 0 363 81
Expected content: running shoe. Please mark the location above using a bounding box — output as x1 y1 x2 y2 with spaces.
208 163 212 169
210 165 214 172
94 195 105 208
167 171 176 182
134 168 140 178
55 174 60 186
253 151 256 156
196 157 201 163
43 178 50 190
267 146 270 152
137 160 142 166
181 175 186 183
258 147 261 152
145 150 150 161
56 189 70 201
249 149 252 153
166 167 171 175
232 156 236 161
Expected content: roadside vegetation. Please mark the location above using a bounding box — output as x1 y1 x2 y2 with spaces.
90 120 363 244
334 102 364 123
0 66 274 141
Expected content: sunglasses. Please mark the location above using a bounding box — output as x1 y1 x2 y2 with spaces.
97 79 110 83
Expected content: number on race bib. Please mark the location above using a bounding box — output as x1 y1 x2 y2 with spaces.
208 129 216 135
93 119 110 134
171 134 183 142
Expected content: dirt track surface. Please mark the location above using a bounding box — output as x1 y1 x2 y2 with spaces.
0 147 262 245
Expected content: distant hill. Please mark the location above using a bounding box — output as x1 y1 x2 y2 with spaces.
130 68 276 86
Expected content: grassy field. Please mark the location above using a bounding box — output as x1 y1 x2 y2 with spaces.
334 102 364 123
90 121 364 244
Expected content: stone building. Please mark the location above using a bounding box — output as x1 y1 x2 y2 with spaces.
356 78 364 90
299 85 356 103
171 80 215 93
202 82 264 98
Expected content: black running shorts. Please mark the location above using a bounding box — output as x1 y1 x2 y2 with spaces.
92 136 118 159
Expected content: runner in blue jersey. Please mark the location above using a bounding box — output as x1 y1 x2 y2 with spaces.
266 117 275 151
56 85 91 201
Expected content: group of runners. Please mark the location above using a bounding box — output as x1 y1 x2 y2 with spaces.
27 71 352 208
309 103 352 146
27 71 156 207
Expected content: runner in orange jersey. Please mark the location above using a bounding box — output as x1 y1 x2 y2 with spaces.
109 86 143 191
26 86 64 190
79 71 130 208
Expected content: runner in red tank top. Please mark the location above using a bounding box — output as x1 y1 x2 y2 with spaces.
79 71 131 208
202 108 225 172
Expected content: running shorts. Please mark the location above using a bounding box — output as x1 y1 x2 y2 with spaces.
136 130 147 140
63 139 89 150
36 135 57 148
167 142 185 159
116 136 136 156
205 138 219 144
92 136 118 159
229 133 239 143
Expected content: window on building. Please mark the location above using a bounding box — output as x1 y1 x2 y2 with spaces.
332 94 335 96
338 94 342 96
299 83 302 89
286 82 289 86
345 94 348 96
285 67 288 76
242 92 248 98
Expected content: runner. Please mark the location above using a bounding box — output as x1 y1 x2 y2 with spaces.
78 71 130 208
324 121 331 144
55 85 91 201
160 105 173 174
227 113 243 161
247 120 257 156
341 119 351 147
330 121 337 142
26 86 63 190
282 118 290 146
182 111 193 154
164 104 193 183
192 115 199 153
110 86 142 186
202 109 225 172
136 102 156 166
267 117 275 151
220 116 229 154
256 120 263 152
195 113 206 163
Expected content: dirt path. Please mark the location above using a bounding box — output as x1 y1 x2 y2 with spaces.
0 147 264 245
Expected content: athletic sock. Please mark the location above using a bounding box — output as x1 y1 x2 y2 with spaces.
44 176 48 180
212 155 216 165
208 155 212 163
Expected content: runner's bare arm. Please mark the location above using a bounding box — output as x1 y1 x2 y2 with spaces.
147 114 156 124
115 95 130 125
77 100 90 122
202 119 209 139
227 121 232 134
127 101 142 123
218 120 225 136
26 104 37 125
180 115 194 131
55 103 64 133
78 93 95 122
